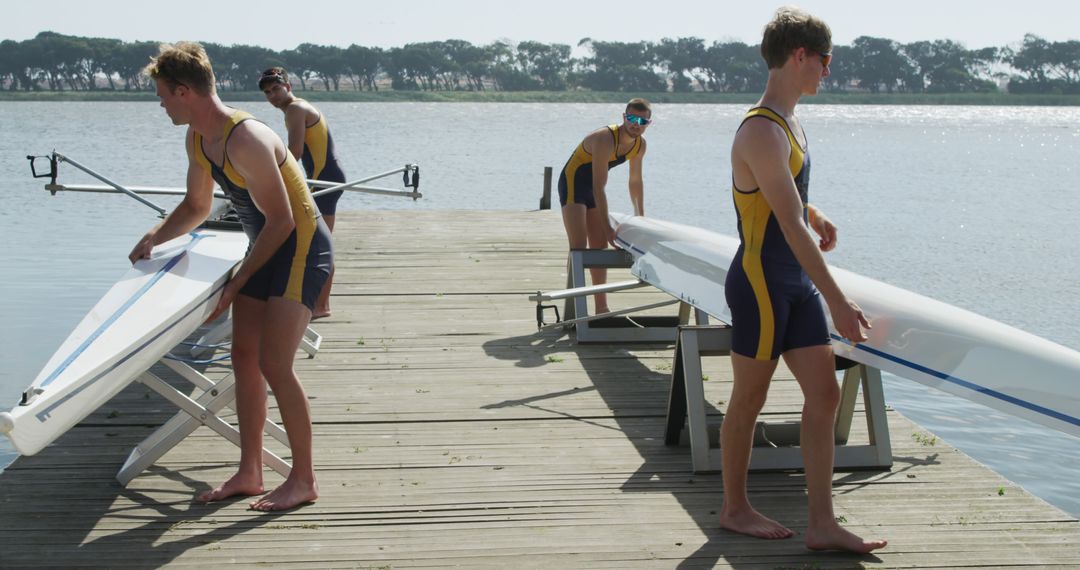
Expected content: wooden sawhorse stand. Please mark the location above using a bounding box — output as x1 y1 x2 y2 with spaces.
665 325 893 472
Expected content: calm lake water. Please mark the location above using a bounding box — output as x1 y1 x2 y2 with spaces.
1 101 1078 516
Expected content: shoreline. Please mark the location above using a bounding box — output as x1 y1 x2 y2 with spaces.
3 90 1080 106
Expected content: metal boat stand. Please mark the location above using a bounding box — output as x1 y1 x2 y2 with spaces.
117 356 291 486
665 325 893 473
530 249 709 342
190 318 322 359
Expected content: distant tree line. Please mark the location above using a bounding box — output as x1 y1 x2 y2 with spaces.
2 31 1080 94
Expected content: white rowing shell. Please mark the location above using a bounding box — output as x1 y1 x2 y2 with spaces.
0 229 248 455
611 213 1080 438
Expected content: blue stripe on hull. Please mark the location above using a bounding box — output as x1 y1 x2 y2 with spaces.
38 232 210 389
833 334 1080 428
34 281 227 422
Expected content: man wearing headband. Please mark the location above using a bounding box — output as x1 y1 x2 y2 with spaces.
260 67 346 320
721 7 887 553
558 98 650 315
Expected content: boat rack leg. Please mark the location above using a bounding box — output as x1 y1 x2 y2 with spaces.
301 326 322 357
117 358 291 486
190 318 233 359
665 325 893 473
191 316 322 359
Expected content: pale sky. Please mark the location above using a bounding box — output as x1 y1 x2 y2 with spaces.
4 0 1078 51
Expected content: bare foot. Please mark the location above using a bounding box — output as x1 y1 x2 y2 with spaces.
197 473 264 503
719 507 794 539
311 310 331 321
805 522 887 553
249 478 319 512
595 306 610 315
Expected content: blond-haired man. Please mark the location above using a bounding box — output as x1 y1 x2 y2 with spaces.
132 42 330 511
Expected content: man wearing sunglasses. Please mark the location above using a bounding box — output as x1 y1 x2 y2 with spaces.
722 7 887 553
558 98 650 314
260 67 345 320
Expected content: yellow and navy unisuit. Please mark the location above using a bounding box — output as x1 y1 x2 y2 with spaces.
558 124 642 208
194 110 333 311
725 107 829 360
296 99 346 216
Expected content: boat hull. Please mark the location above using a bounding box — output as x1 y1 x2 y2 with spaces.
611 213 1080 438
0 229 248 455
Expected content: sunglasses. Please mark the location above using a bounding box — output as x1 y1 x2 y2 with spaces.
259 71 286 86
626 114 651 126
816 50 832 68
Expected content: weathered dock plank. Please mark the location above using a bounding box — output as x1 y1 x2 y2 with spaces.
1 209 1078 568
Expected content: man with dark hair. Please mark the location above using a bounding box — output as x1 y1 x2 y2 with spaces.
558 98 650 314
260 67 345 319
721 8 887 552
135 42 330 511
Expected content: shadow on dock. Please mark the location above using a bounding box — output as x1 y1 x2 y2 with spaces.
480 328 905 567
0 360 293 567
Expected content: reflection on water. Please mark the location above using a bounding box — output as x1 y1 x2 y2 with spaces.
1 101 1078 516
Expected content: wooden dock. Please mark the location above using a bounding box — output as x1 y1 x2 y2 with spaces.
2 210 1078 568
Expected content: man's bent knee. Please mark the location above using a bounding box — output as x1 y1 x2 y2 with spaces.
729 390 769 417
258 355 295 381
